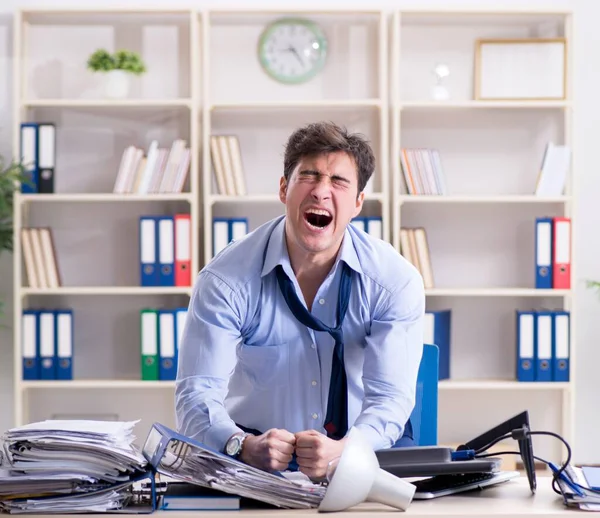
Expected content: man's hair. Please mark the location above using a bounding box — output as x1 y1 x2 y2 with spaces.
283 121 375 194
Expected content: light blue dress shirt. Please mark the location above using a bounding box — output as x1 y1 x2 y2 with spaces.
175 216 425 453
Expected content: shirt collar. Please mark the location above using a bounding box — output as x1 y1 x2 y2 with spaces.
261 218 363 278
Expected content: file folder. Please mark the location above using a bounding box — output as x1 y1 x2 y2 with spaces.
367 217 383 240
158 216 175 286
516 311 536 382
553 310 570 382
141 309 159 381
423 310 451 380
535 217 553 289
38 123 56 193
20 123 39 193
22 310 39 380
350 217 367 232
158 310 177 381
55 309 73 380
552 217 571 289
230 218 248 241
535 311 552 382
174 214 191 287
140 217 159 286
212 218 229 257
39 311 56 380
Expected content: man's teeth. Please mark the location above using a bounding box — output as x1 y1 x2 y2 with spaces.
306 209 331 217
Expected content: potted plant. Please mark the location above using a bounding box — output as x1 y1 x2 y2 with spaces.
86 49 147 99
0 158 28 322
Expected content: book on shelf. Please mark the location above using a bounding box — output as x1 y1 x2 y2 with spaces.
210 135 247 196
140 307 188 381
112 139 191 194
399 227 434 289
534 141 571 197
21 308 73 381
21 227 61 289
400 148 447 195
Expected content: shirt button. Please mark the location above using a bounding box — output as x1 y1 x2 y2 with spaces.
311 343 316 349
318 298 325 305
312 413 318 419
311 380 317 386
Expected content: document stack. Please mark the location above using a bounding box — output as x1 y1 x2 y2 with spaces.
555 465 600 511
0 420 154 514
143 423 326 509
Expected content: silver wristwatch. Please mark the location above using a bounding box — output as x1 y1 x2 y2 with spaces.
225 432 250 458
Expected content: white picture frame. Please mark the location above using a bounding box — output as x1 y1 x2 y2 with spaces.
474 38 567 101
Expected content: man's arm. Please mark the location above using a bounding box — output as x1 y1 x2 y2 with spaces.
175 270 245 452
353 274 425 451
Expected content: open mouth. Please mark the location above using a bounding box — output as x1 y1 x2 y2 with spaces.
304 208 333 230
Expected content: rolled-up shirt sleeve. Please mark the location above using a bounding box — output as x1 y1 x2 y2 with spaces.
175 270 244 452
353 274 425 451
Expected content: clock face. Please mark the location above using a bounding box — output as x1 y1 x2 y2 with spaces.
257 18 327 85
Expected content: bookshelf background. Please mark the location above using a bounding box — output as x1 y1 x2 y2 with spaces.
9 6 574 462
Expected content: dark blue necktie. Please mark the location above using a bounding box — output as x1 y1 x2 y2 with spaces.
275 263 353 440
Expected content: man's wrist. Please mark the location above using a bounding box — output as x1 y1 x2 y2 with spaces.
224 431 251 458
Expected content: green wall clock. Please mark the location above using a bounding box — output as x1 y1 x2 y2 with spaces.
257 17 328 85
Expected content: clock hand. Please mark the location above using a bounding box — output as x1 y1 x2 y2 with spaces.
288 46 304 66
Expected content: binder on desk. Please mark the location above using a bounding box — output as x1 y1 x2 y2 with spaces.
140 217 159 287
142 422 325 509
535 217 553 289
535 311 553 382
553 310 570 382
55 309 73 380
552 217 571 289
39 310 55 380
22 310 39 380
158 216 175 286
516 311 536 382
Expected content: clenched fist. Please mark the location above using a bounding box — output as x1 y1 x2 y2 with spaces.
239 428 296 472
294 430 347 480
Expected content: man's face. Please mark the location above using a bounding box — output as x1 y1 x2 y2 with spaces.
279 151 365 256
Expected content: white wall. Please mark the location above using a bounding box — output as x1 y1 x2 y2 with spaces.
2 0 600 464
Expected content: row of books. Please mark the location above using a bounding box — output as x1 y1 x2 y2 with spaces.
535 216 571 289
140 214 192 287
141 307 188 381
19 122 56 194
400 148 447 195
21 309 73 380
516 310 570 382
210 135 247 196
399 227 434 289
113 139 191 194
21 228 61 289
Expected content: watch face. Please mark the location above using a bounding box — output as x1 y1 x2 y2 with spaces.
226 436 241 456
257 17 327 85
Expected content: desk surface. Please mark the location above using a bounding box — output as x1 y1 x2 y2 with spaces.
18 477 577 517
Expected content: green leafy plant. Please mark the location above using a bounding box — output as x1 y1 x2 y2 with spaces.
587 280 600 297
0 158 29 322
87 48 146 75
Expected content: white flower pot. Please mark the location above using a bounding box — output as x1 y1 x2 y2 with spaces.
104 70 130 99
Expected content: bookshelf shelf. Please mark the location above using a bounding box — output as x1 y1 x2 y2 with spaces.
20 287 192 296
400 100 572 110
19 193 194 204
22 380 176 390
424 288 571 297
210 99 383 110
439 380 570 391
22 99 193 108
397 195 571 205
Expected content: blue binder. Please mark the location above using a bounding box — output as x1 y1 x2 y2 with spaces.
552 310 570 382
516 310 536 382
535 218 553 289
22 310 40 380
158 309 177 381
140 216 159 286
157 216 175 287
423 310 451 380
535 310 553 382
19 123 39 194
55 309 73 381
39 310 56 380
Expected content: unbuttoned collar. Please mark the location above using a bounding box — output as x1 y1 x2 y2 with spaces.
261 217 363 279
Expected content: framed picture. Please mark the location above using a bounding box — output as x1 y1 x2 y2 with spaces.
474 38 567 101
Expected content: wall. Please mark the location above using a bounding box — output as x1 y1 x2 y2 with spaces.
1 0 599 464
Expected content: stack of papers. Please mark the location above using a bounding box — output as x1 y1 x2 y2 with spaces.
555 465 600 511
0 420 151 514
143 423 326 509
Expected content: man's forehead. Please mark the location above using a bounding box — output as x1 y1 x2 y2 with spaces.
297 152 357 175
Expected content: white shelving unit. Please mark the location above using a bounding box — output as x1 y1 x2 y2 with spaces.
12 7 201 433
391 8 574 460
